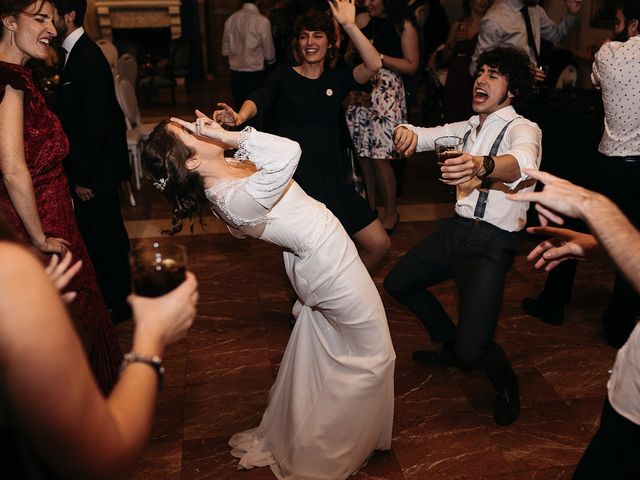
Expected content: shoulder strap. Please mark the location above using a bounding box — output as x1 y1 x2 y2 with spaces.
473 117 520 219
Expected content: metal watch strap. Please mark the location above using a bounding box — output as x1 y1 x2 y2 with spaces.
121 352 165 389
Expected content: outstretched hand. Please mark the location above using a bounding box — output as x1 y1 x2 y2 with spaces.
525 226 599 271
212 102 244 127
506 169 599 226
45 251 82 303
393 126 418 157
328 0 356 27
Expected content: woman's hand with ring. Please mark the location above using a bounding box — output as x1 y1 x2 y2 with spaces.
171 110 225 141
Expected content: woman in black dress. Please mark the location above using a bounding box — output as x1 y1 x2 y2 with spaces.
213 0 389 273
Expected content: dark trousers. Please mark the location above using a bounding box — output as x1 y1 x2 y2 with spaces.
573 398 640 479
229 70 268 110
384 216 517 389
537 154 640 345
74 188 131 318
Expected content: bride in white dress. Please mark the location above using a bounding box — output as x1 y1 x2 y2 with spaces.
142 112 396 480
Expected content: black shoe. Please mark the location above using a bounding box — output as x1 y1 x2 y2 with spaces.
412 342 469 370
521 297 564 326
494 373 520 426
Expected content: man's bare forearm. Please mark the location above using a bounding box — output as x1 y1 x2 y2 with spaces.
580 194 640 293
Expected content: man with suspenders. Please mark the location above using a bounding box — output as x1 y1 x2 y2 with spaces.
387 47 540 426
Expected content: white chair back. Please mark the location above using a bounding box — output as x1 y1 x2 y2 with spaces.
114 75 142 130
116 53 138 88
96 39 118 73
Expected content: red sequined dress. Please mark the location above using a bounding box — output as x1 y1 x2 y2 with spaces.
0 60 121 393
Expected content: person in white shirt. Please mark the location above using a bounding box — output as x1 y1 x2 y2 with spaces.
387 46 539 426
508 169 640 479
521 1 639 347
222 0 275 109
470 0 582 80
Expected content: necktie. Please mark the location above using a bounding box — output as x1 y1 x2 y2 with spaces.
520 6 540 64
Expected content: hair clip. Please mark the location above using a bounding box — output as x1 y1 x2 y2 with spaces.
153 177 168 192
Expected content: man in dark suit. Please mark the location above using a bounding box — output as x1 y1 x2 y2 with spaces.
52 0 132 323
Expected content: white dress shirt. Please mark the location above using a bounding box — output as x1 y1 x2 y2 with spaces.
61 26 84 67
222 3 275 72
608 321 640 426
400 106 541 232
591 35 640 157
471 0 577 71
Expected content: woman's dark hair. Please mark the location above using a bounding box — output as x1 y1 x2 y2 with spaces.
476 46 534 106
623 0 640 27
384 0 415 35
293 10 337 62
142 120 208 235
462 0 471 14
50 0 87 27
0 0 47 40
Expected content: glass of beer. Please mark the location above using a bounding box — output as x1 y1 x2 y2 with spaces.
131 242 187 297
434 136 463 179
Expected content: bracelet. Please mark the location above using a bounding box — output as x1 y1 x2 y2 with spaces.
121 352 165 389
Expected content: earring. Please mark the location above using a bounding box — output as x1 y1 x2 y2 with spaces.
9 31 14 46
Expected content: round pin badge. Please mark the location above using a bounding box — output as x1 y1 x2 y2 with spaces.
326 88 333 97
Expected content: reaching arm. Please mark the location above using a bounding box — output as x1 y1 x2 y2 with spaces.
212 100 259 128
440 152 522 185
0 86 69 254
508 169 640 293
332 1 381 84
0 242 198 479
377 18 419 76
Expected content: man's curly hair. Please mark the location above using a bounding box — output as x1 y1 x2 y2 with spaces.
476 47 535 106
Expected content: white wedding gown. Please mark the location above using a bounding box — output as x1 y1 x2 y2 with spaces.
204 128 395 480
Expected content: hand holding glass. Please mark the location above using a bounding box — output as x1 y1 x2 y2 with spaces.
131 243 187 297
434 136 463 179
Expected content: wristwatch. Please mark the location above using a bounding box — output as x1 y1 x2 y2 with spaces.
480 155 495 178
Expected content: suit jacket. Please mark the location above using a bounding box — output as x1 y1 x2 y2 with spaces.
55 33 131 192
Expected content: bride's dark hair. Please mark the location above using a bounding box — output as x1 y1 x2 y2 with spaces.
142 120 208 234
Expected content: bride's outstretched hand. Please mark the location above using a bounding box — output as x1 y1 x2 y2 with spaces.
328 0 355 26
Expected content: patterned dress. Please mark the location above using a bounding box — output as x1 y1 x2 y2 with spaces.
346 16 408 159
0 60 121 393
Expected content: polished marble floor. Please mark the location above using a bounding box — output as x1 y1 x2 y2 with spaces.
115 80 619 479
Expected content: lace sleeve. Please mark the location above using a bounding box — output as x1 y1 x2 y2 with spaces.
235 127 301 210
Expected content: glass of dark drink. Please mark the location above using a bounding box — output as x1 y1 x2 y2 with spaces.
434 136 463 179
131 243 187 297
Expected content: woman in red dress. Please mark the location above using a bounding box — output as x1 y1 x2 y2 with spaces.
0 0 121 392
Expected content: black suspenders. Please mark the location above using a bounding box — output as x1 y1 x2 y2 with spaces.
460 118 518 219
